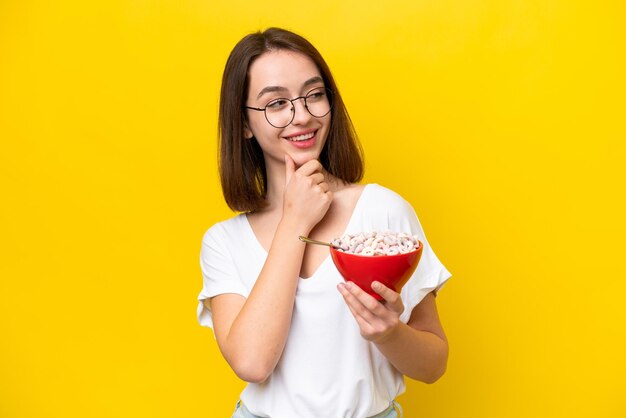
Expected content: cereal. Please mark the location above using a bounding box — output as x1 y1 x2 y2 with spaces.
331 231 420 256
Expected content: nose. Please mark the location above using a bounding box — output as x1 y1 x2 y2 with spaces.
290 97 312 125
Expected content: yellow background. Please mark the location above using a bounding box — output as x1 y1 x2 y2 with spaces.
1 1 625 417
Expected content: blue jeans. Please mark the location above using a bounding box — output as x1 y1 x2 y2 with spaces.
231 400 403 418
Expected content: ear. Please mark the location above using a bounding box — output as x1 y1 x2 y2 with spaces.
243 121 254 139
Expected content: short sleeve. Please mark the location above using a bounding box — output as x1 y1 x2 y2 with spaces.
379 189 452 323
197 223 248 329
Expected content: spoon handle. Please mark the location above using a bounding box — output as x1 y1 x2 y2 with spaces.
298 235 341 249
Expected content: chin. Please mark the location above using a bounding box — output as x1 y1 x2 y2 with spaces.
292 151 322 167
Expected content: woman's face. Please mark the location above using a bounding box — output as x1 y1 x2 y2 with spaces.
244 49 331 171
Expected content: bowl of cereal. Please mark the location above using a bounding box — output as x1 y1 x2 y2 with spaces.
329 232 423 300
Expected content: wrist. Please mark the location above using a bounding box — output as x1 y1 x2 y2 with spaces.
276 217 312 243
373 321 404 346
278 213 314 237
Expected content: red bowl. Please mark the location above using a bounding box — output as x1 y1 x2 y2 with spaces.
330 241 423 300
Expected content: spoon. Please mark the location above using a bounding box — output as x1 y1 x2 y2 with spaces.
298 235 342 250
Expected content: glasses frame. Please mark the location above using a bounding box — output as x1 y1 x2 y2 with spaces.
244 87 333 128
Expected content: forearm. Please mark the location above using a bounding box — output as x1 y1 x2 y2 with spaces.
217 158 334 382
223 218 307 381
374 323 448 383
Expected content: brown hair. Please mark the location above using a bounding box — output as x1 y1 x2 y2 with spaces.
218 27 364 212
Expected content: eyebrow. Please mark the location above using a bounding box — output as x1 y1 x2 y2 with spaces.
256 76 324 100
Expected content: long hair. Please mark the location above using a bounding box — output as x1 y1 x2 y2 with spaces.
219 27 364 212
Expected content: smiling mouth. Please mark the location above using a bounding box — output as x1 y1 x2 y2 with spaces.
285 131 316 142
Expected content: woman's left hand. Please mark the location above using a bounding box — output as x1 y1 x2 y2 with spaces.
337 281 405 344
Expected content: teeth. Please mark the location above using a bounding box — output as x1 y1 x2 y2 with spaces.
287 132 314 142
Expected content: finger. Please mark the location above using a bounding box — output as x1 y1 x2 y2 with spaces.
341 282 384 321
372 281 404 314
316 181 330 193
296 159 323 176
284 154 296 185
346 303 377 335
338 283 376 327
308 172 325 185
348 281 385 312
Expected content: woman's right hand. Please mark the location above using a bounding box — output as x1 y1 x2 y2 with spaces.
283 154 333 233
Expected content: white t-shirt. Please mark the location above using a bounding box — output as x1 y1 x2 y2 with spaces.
197 184 451 418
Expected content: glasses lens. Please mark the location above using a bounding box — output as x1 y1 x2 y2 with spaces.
264 98 293 128
305 88 332 118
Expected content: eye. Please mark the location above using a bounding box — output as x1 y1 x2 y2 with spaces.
306 88 326 102
266 98 291 111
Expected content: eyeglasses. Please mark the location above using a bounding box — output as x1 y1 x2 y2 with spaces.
244 87 333 128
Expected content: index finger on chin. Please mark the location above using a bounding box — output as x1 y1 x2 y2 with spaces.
296 159 323 175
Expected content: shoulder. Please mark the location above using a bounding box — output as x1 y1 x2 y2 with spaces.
201 213 248 247
347 184 419 233
363 183 415 213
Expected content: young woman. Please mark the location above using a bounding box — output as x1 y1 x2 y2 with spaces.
197 28 452 418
